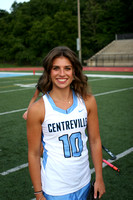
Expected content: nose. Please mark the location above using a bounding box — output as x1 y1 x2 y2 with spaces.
59 68 65 76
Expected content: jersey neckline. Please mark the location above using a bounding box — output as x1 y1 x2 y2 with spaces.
46 90 78 114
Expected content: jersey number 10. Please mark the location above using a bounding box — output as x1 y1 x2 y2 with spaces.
59 132 83 158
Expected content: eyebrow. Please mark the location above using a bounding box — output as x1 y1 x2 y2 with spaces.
52 65 72 67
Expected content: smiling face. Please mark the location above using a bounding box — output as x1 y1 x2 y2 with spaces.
50 56 74 90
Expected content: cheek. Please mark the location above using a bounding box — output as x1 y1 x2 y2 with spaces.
50 70 56 78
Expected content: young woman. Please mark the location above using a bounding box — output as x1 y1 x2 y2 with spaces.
27 46 105 200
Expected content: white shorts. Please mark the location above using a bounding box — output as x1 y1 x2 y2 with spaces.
43 182 90 200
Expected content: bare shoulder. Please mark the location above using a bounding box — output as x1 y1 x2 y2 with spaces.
27 97 45 123
84 94 97 113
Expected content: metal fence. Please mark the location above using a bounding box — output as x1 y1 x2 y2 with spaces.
115 33 133 40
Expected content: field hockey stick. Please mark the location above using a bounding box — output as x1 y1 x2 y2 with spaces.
102 145 116 160
103 159 120 172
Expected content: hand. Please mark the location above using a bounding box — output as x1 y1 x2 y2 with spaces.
39 197 46 200
23 110 28 120
94 179 105 199
36 194 46 200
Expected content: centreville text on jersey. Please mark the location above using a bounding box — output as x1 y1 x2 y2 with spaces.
48 117 87 133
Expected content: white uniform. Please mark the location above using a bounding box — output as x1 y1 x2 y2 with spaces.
41 90 91 196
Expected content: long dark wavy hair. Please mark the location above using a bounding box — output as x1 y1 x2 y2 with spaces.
39 46 91 99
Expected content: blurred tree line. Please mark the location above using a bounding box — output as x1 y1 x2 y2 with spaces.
0 0 133 66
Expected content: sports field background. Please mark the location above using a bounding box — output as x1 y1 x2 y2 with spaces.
0 70 133 200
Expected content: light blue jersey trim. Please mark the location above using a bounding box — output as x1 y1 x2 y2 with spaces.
46 90 78 114
41 134 48 169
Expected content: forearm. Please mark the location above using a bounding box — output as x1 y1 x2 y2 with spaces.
28 153 42 192
90 137 103 180
90 138 105 198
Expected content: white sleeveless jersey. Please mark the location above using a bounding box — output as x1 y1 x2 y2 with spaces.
41 91 91 195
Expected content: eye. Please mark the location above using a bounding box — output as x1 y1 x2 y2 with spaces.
52 66 59 70
65 66 72 70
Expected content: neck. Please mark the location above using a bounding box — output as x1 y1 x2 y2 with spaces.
49 88 73 102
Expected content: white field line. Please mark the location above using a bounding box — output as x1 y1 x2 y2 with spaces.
0 72 42 76
0 108 27 116
0 72 33 75
89 78 110 82
0 87 34 94
94 87 133 97
0 86 132 116
86 74 133 79
14 83 36 88
0 147 132 176
0 163 28 176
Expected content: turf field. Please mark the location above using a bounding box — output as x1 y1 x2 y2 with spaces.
0 71 133 200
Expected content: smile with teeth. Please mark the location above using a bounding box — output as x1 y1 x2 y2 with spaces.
57 78 67 83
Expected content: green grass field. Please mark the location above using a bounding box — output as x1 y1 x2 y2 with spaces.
0 71 133 200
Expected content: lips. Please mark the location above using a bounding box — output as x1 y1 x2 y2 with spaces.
57 78 67 83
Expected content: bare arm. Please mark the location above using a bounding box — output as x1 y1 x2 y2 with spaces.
85 95 105 199
27 98 46 200
23 89 40 120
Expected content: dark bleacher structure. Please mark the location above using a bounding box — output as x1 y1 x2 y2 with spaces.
85 34 133 67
